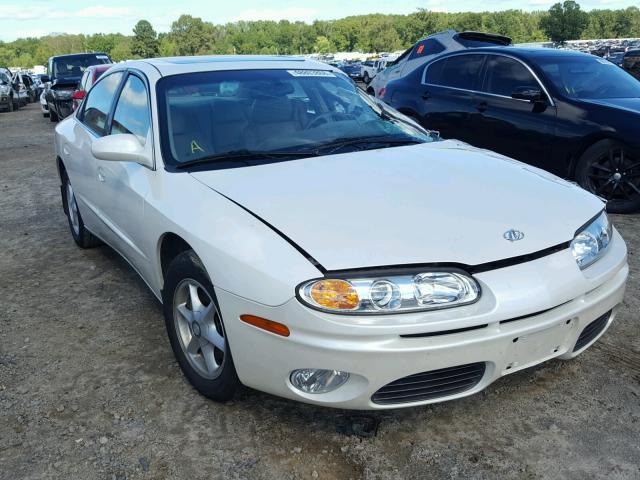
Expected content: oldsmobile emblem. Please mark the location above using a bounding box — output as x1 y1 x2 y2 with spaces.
503 229 525 242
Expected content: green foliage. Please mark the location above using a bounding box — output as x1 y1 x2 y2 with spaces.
1 4 639 69
132 20 159 58
169 15 215 55
541 1 589 43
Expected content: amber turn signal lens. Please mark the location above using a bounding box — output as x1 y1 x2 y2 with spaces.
309 279 359 310
240 315 290 337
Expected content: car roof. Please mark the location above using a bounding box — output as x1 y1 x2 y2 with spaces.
50 52 110 62
438 46 598 60
124 55 341 77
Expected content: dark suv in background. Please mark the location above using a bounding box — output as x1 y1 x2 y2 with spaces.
43 53 112 122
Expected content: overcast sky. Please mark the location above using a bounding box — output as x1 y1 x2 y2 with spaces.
1 0 637 42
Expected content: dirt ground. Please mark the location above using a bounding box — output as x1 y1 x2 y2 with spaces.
1 103 639 480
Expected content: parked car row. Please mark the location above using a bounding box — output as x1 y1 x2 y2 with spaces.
0 67 45 112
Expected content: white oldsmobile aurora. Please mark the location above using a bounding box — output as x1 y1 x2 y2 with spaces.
54 56 628 409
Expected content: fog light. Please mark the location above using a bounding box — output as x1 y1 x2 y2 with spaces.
290 369 349 394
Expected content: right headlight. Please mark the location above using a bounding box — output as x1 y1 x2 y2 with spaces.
0 85 9 95
570 210 612 270
297 271 480 314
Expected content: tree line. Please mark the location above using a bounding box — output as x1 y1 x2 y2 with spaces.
1 2 639 68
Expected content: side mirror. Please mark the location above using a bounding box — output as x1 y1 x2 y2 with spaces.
511 87 544 103
91 134 153 168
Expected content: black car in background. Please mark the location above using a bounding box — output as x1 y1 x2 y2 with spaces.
384 47 640 213
43 52 112 122
623 49 640 80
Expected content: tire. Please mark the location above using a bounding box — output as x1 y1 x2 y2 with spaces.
363 72 370 84
61 171 102 248
49 108 59 122
575 139 640 214
8 97 14 112
162 250 240 402
43 111 49 118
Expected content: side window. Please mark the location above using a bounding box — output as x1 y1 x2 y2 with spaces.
111 75 150 144
483 55 539 97
424 55 485 91
79 72 124 136
409 39 446 60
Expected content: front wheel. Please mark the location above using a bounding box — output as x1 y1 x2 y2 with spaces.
162 251 240 402
49 108 59 122
575 139 640 214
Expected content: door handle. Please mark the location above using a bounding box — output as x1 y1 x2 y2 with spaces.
97 167 105 183
476 101 488 113
421 90 430 100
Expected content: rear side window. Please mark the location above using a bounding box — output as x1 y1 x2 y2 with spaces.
79 72 124 136
483 55 538 97
409 39 446 60
111 75 151 144
424 54 485 91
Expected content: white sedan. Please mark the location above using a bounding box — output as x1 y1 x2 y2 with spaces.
54 56 628 409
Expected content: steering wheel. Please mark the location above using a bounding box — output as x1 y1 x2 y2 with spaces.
307 112 356 129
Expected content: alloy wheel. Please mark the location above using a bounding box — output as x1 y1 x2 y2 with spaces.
66 182 80 236
173 279 226 380
586 146 640 203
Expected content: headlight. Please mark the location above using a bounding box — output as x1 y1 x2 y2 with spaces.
0 85 9 94
298 271 480 314
571 210 612 269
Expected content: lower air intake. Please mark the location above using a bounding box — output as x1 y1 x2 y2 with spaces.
371 362 486 405
573 310 611 352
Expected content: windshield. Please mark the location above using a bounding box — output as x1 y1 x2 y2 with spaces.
52 54 111 78
538 55 640 99
157 69 432 168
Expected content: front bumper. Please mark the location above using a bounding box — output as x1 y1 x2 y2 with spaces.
217 230 628 409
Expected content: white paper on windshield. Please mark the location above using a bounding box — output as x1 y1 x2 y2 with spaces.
287 70 335 77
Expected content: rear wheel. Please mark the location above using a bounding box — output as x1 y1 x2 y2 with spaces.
576 139 640 214
61 172 101 248
363 72 370 84
162 251 240 402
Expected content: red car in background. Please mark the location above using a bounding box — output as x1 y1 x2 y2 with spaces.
72 64 112 111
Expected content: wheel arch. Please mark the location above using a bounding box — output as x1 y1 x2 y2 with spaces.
158 232 197 289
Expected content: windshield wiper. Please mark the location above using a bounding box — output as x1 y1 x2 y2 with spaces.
313 136 423 155
174 149 319 169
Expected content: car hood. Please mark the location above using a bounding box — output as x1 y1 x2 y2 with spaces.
578 97 640 114
190 141 604 271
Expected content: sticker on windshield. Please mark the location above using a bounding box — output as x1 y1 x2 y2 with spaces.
287 70 335 77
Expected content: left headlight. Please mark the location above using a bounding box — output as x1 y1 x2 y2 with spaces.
571 210 612 270
297 271 480 314
0 85 9 94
